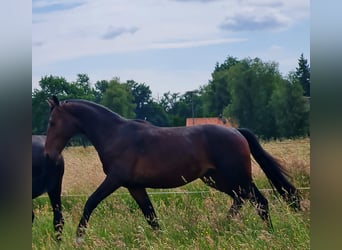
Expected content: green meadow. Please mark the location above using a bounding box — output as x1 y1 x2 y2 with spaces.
32 138 310 249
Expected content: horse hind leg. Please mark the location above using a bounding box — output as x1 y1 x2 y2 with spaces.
128 188 159 230
228 194 244 217
248 183 273 232
201 168 273 231
201 170 246 218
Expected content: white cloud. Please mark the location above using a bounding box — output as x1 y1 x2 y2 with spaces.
220 14 289 32
150 38 247 49
32 0 309 93
33 0 308 58
101 26 139 40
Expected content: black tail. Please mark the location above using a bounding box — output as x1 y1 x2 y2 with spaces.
237 128 301 211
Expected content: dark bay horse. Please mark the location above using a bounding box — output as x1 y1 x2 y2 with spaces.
32 135 65 240
44 95 300 242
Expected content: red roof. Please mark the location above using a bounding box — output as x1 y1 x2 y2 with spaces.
186 117 234 127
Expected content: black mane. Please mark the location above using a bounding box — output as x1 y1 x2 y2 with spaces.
62 99 125 120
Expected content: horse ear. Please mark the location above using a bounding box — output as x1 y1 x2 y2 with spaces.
46 95 60 110
52 95 60 106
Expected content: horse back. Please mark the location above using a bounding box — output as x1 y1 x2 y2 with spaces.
32 135 46 177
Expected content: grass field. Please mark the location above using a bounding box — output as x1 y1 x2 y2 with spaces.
32 138 310 249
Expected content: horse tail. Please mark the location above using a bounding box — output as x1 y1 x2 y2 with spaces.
237 128 301 211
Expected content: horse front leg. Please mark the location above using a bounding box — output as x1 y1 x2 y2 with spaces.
48 186 64 241
128 187 159 230
75 175 121 244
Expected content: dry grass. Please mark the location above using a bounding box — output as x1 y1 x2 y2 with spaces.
61 146 105 195
252 138 310 178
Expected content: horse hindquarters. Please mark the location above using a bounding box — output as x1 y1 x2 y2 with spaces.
237 128 301 211
201 128 273 230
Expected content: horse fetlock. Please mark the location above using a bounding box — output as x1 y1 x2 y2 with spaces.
76 225 87 238
55 231 62 241
148 217 160 230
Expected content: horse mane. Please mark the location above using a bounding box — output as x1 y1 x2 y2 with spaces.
132 119 153 125
61 99 125 121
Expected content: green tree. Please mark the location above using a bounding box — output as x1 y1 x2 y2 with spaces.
201 56 238 117
94 80 109 103
223 58 280 138
143 102 169 127
126 80 153 120
71 73 96 100
101 78 136 118
160 92 180 114
295 54 310 97
171 90 204 126
32 74 97 134
32 75 70 134
159 92 185 126
36 75 70 96
270 73 310 137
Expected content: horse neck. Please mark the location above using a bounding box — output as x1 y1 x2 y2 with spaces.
67 102 125 151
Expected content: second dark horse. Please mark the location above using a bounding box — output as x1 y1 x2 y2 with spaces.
32 135 65 240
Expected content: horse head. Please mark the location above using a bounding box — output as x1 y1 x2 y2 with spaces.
44 95 79 161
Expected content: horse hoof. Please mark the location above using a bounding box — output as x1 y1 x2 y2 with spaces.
74 237 85 247
55 232 62 241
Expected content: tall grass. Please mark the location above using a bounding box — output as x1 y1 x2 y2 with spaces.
32 138 310 249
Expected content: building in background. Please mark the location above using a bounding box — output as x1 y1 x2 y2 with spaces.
185 116 235 128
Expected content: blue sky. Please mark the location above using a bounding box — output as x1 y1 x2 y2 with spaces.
32 0 310 97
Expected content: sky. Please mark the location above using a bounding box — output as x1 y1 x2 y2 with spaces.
32 0 310 98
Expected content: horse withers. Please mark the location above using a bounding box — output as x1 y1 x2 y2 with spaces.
32 135 64 240
44 95 301 243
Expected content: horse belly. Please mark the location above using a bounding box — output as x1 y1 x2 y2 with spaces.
132 157 210 188
129 133 211 188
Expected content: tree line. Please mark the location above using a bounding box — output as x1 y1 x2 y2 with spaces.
32 54 310 140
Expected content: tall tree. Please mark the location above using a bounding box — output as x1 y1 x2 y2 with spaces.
296 53 310 97
101 78 136 118
72 73 95 100
202 56 238 117
270 73 310 137
159 92 185 126
159 92 180 114
126 80 153 120
143 102 169 127
223 58 280 138
94 80 110 103
32 75 70 134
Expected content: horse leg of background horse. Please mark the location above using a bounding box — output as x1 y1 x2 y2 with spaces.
76 174 121 244
128 187 159 230
48 186 64 241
